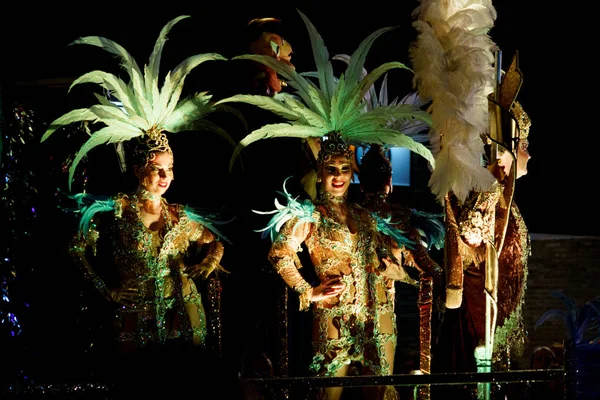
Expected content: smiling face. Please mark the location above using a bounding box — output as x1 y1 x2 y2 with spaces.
319 154 353 198
135 151 174 196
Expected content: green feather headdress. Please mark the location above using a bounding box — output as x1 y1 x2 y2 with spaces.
332 54 431 145
41 15 234 190
216 9 435 172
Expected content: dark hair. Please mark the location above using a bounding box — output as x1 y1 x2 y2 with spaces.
358 145 392 194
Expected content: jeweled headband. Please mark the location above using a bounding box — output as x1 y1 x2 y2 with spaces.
511 101 530 141
316 132 354 167
130 129 173 168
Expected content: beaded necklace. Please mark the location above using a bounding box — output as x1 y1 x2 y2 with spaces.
317 187 357 234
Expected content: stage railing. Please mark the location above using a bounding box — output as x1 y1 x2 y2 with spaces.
242 369 566 399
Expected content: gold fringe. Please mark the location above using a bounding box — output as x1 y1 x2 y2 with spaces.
299 288 312 311
383 385 400 400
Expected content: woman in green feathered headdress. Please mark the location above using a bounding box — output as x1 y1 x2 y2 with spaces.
221 9 435 400
41 15 234 357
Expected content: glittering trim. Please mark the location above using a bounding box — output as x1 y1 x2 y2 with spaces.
299 287 312 311
207 276 223 357
135 188 161 201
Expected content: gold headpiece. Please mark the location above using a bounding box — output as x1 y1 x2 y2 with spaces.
130 127 173 168
316 132 354 167
487 51 527 157
511 101 530 141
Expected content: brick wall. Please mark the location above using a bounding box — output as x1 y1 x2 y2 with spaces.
520 233 600 367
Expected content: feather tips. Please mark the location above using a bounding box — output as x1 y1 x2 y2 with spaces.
254 176 316 242
372 213 417 250
229 123 326 172
410 209 445 250
221 10 432 168
410 0 498 203
297 9 335 103
535 292 600 345
183 205 233 245
44 16 228 190
67 192 116 237
146 15 191 103
68 125 140 190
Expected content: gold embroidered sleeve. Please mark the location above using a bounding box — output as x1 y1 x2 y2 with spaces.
267 217 313 308
69 226 112 302
196 227 227 276
444 195 464 309
458 183 504 247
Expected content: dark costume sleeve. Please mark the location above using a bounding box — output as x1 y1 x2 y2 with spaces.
68 207 115 303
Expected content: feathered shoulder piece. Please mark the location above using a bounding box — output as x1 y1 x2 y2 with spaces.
183 206 233 245
217 8 435 172
371 212 417 250
41 15 232 190
62 192 117 238
253 176 316 242
409 0 498 204
409 209 445 251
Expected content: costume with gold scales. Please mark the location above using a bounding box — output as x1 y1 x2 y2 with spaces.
437 49 532 369
40 15 234 351
268 190 398 377
70 193 226 349
219 9 438 399
408 3 534 398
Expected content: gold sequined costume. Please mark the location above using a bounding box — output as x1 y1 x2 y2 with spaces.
434 179 530 374
70 193 224 351
268 197 399 380
363 193 443 377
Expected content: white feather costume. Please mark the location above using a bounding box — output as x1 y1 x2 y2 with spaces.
409 0 498 203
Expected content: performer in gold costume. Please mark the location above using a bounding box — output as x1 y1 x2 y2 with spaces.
358 144 444 378
268 134 409 400
430 54 533 399
68 137 228 352
218 9 435 400
41 15 233 353
436 94 532 372
409 1 532 397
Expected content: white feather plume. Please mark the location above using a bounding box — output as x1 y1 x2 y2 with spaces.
410 0 498 203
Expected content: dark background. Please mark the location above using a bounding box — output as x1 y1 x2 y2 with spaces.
1 0 598 393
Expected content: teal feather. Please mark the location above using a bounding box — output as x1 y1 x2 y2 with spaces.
410 209 445 251
183 206 233 245
372 212 416 250
66 192 116 237
254 176 316 242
